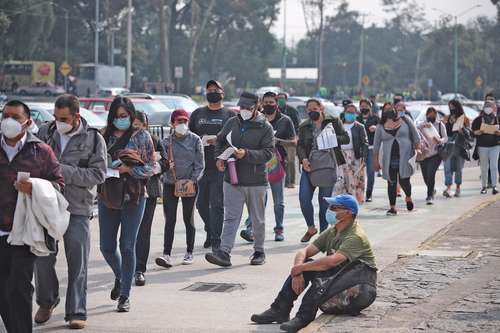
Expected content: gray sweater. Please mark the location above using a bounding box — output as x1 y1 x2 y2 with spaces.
373 118 420 180
161 131 204 185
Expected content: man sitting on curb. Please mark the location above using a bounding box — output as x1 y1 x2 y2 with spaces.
251 194 378 333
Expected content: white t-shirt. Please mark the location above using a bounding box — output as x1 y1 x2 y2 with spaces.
341 123 355 150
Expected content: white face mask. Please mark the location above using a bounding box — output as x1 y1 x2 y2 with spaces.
240 109 254 121
1 118 26 139
56 121 73 135
175 123 188 135
484 107 494 115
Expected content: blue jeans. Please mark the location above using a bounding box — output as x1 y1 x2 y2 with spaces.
98 197 146 298
245 178 284 233
444 156 465 186
299 170 333 232
366 149 375 198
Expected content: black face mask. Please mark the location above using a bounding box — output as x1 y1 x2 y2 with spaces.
262 105 277 115
308 111 321 121
360 108 370 115
427 116 436 123
206 92 222 104
384 110 397 120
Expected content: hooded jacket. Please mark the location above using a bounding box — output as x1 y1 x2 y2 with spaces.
215 113 274 186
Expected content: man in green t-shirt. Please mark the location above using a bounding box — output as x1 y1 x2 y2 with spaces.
251 194 377 333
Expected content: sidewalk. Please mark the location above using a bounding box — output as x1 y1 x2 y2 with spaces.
306 197 500 333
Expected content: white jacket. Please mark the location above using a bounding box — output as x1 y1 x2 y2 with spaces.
8 178 70 256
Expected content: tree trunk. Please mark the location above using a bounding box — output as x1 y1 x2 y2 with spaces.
158 0 171 88
316 0 324 92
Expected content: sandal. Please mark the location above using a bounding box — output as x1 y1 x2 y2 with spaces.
300 229 318 243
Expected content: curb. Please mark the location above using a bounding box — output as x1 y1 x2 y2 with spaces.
299 195 500 333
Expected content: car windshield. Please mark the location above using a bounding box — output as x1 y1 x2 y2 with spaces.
134 100 169 114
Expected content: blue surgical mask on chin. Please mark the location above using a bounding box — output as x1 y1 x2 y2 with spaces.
113 116 131 131
325 210 338 226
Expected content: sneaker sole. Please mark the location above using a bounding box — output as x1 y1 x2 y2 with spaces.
205 254 232 267
182 260 194 265
155 258 172 268
135 280 145 287
250 260 266 266
250 315 290 324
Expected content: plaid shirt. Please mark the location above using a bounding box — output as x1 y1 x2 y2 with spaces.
0 132 64 233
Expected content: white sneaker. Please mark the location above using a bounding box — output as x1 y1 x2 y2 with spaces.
182 252 194 265
155 255 172 268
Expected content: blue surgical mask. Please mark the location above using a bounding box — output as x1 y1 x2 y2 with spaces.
113 116 131 131
399 111 405 117
344 113 356 123
325 210 338 226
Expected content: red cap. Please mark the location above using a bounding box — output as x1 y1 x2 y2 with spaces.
171 109 189 122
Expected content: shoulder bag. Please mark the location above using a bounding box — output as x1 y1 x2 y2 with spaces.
169 134 196 197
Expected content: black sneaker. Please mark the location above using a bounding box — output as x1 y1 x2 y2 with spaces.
203 235 211 249
406 198 414 211
110 279 120 301
251 307 290 324
134 272 145 286
205 250 232 267
493 187 498 195
481 188 487 194
240 230 254 243
365 196 372 202
386 208 397 216
279 317 309 333
250 252 266 265
426 196 433 205
117 296 130 312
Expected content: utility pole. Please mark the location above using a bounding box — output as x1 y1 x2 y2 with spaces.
357 14 366 93
280 0 287 92
126 0 133 89
414 48 421 94
453 16 458 93
110 29 115 66
94 0 99 68
64 10 69 92
316 0 324 93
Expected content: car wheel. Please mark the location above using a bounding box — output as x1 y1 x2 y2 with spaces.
44 90 53 97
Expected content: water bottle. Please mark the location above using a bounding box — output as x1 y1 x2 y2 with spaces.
227 158 238 185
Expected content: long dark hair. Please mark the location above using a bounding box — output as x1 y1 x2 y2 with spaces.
448 99 470 127
379 102 394 124
103 96 137 142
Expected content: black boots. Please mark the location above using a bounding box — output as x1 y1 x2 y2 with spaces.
250 307 290 324
279 317 310 333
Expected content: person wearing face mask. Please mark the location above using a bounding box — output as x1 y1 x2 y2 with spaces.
483 93 499 189
155 109 204 269
97 97 155 313
0 100 65 333
241 91 296 243
395 101 414 121
472 101 499 195
373 102 421 216
442 100 473 198
251 194 377 333
335 104 368 204
133 112 168 287
206 92 274 267
277 92 300 189
33 95 107 329
358 99 380 202
189 80 235 251
417 107 448 205
297 99 350 241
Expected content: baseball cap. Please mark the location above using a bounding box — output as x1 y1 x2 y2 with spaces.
171 109 189 122
324 194 359 216
342 99 353 107
206 80 223 91
237 92 259 109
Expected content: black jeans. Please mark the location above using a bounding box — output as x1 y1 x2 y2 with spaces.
135 196 159 273
388 166 412 206
420 155 442 198
196 170 224 248
162 184 197 255
271 261 377 324
0 236 37 333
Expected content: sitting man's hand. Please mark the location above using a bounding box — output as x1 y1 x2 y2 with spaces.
292 274 305 295
291 264 303 277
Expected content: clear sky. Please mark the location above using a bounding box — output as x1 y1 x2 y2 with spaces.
272 0 497 46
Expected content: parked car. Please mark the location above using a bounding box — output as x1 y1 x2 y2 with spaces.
96 87 130 97
412 103 479 124
287 96 342 121
25 102 106 129
255 86 281 97
79 96 173 126
16 81 65 96
441 93 470 103
123 93 199 113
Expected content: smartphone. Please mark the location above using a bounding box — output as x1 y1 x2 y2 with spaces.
111 160 123 168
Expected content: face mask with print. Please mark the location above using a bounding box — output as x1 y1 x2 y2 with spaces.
1 118 26 139
113 116 131 131
325 210 338 226
344 113 356 123
56 121 73 135
175 123 188 135
240 109 254 121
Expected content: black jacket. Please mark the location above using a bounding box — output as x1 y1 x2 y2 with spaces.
358 114 380 146
350 122 369 160
215 113 274 186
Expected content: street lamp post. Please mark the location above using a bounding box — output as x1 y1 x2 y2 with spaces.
432 5 482 94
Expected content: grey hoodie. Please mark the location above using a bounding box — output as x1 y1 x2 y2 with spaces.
161 131 205 185
38 118 107 216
